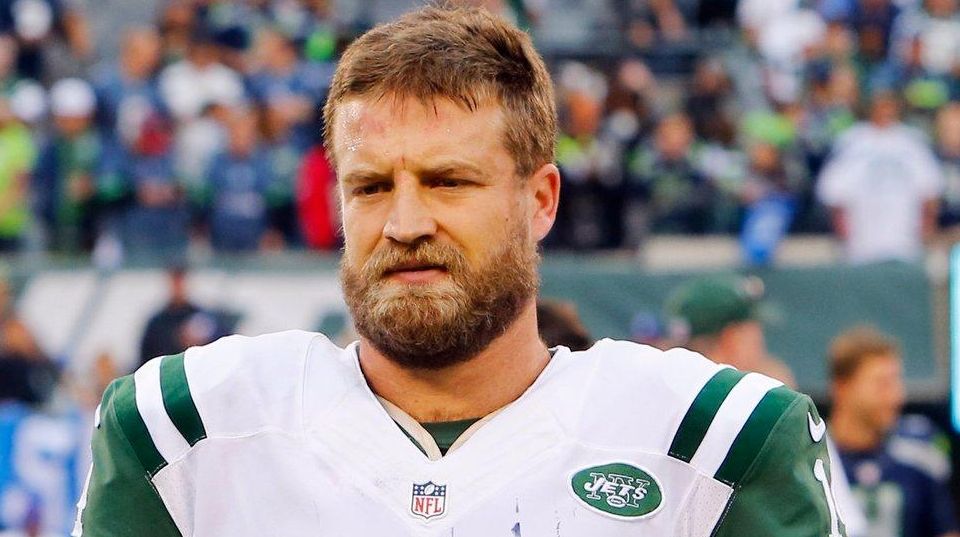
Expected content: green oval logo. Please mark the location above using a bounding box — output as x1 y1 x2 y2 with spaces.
570 463 664 520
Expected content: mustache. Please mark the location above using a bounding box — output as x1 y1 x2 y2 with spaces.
362 241 466 278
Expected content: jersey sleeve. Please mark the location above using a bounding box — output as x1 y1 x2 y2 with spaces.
72 376 182 537
712 394 845 537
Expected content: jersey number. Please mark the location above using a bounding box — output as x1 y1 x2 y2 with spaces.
814 458 843 537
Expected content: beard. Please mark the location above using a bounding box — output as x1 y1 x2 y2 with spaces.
340 228 539 370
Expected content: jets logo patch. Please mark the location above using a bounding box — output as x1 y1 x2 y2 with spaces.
570 463 664 520
411 481 447 520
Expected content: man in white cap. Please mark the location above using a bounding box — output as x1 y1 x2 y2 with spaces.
34 77 114 252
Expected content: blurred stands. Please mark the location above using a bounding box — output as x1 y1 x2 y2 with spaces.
0 0 957 265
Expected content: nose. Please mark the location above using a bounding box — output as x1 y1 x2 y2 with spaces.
383 178 437 245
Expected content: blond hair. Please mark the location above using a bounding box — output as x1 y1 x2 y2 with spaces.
829 325 901 382
323 5 557 177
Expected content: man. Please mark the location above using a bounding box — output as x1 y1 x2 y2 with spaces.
829 326 960 537
665 275 797 387
816 90 943 264
138 266 224 368
74 7 843 536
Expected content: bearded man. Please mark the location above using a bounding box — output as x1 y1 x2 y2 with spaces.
73 6 844 536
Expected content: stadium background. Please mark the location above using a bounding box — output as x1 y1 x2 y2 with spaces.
0 0 957 534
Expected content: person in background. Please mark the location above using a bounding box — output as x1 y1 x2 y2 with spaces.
626 113 714 235
934 102 960 234
664 274 796 387
0 94 35 252
535 298 592 351
829 326 960 537
139 266 223 368
33 78 119 253
91 27 164 143
158 29 245 125
817 90 944 264
204 108 273 253
296 108 339 251
0 0 92 82
552 62 625 250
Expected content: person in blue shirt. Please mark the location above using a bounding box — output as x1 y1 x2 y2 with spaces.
91 27 165 143
829 325 960 537
246 27 332 151
204 109 273 252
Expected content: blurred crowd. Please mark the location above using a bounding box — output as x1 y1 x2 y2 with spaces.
0 0 959 265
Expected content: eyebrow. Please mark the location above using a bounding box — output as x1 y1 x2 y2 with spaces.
340 161 486 185
340 170 391 186
418 161 485 179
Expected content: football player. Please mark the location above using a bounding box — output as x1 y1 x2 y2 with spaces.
73 6 845 536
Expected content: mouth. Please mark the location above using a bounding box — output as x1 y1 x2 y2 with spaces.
383 263 448 283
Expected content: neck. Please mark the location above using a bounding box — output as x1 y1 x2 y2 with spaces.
829 408 884 452
358 300 549 423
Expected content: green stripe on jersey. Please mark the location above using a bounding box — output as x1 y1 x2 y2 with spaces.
713 386 800 487
113 377 167 477
160 353 207 446
669 368 747 463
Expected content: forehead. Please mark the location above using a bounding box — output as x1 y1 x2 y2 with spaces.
331 95 513 174
854 353 901 378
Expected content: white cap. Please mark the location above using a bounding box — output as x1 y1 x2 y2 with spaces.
49 78 95 118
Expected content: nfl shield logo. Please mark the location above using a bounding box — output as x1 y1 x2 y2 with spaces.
411 481 447 520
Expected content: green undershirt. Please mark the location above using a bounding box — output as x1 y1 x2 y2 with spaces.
422 418 480 455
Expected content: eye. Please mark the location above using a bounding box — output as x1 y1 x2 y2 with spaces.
353 182 391 197
430 178 466 188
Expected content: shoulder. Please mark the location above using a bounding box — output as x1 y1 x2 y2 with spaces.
560 340 797 461
887 414 952 481
108 330 336 467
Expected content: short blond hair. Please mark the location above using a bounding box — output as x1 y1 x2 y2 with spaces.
323 5 557 177
829 325 901 382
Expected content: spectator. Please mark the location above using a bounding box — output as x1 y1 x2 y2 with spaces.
158 1 198 63
685 57 735 144
0 0 92 82
158 29 244 124
139 266 223 367
936 102 960 230
894 0 960 80
33 78 119 253
817 90 944 263
296 110 339 251
553 63 625 249
627 0 691 50
204 109 273 253
91 27 164 144
119 111 189 260
828 326 960 537
738 142 801 265
0 270 54 404
625 113 713 235
0 95 35 252
664 274 796 387
0 34 20 95
247 27 331 150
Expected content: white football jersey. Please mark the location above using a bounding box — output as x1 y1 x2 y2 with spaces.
74 330 843 536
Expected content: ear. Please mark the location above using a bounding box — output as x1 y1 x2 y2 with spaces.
526 163 561 242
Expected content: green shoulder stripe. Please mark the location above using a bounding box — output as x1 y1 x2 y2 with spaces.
159 353 207 446
113 376 167 477
714 386 801 487
80 378 183 536
669 368 747 463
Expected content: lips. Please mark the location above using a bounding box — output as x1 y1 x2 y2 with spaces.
383 263 447 276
